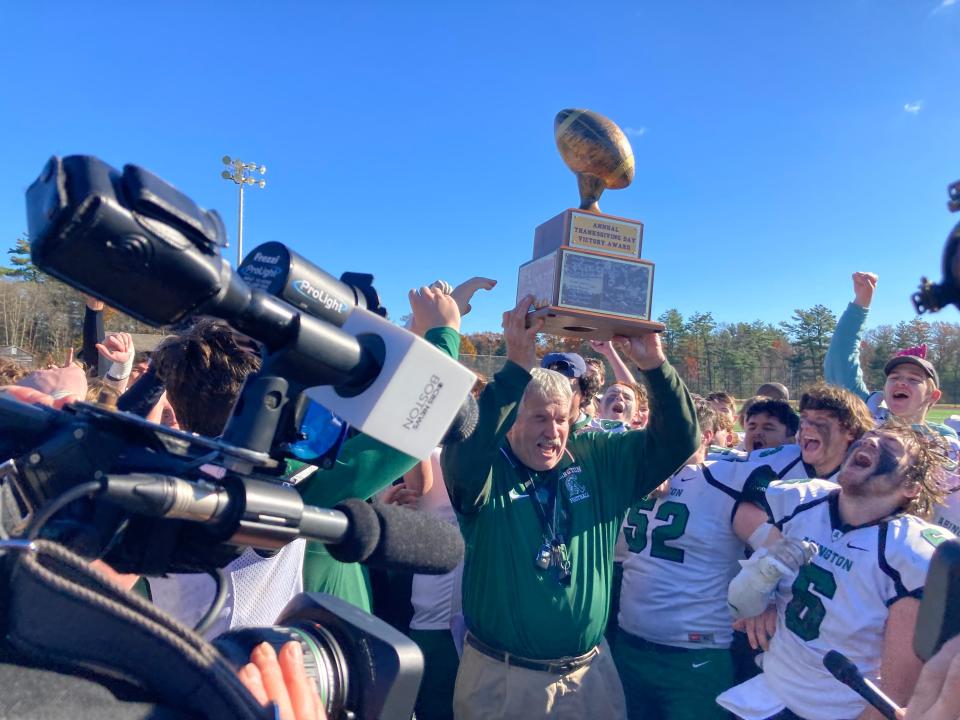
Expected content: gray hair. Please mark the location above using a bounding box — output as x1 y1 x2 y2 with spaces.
518 367 573 415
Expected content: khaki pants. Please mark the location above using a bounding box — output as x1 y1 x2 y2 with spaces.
452 639 626 720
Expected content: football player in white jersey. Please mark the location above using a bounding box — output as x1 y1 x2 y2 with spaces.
720 424 955 720
579 381 642 434
743 399 799 453
723 386 875 663
729 385 875 513
612 399 765 719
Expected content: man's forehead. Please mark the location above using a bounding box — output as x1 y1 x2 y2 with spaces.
800 408 839 423
747 412 783 425
863 429 910 449
887 365 928 380
522 394 568 413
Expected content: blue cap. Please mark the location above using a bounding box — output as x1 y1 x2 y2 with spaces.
541 352 587 379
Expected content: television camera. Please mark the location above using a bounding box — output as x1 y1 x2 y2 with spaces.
0 155 473 719
913 180 960 315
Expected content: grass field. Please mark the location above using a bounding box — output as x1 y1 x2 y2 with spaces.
925 405 960 425
732 404 960 431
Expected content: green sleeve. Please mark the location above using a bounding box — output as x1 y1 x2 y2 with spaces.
297 325 460 507
823 302 871 401
440 359 531 515
630 361 699 498
424 326 461 359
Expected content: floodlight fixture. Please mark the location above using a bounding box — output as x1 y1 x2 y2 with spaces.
219 155 268 265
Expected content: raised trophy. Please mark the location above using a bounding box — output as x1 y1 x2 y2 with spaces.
517 109 664 339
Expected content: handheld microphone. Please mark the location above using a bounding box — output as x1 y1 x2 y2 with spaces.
822 650 901 720
103 474 463 574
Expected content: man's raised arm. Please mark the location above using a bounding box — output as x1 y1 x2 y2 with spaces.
824 271 877 401
616 332 699 497
441 296 543 514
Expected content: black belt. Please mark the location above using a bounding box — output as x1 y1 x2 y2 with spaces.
618 629 691 654
464 633 599 674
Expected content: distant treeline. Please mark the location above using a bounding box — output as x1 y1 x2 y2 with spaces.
6 234 958 401
461 306 960 403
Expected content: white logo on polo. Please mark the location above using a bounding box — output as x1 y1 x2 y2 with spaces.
564 472 590 503
508 488 529 501
692 661 710 669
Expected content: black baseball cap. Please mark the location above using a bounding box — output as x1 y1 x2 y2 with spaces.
884 355 939 389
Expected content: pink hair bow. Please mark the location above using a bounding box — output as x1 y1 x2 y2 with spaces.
895 344 928 359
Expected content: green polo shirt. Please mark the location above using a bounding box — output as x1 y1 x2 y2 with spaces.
297 325 460 610
442 359 698 659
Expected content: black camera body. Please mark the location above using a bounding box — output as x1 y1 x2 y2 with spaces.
913 181 960 315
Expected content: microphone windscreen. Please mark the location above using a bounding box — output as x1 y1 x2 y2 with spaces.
441 394 478 445
326 498 381 563
366 502 464 574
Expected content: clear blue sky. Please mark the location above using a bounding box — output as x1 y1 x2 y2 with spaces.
1 2 958 335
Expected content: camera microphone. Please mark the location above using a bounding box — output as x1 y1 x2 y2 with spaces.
329 498 464 574
822 650 901 720
102 475 463 575
441 394 479 445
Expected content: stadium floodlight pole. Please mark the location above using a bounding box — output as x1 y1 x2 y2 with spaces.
220 156 267 265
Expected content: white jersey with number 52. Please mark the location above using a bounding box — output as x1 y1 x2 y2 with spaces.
617 461 749 649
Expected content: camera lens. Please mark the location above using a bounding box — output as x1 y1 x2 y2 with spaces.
213 622 350 717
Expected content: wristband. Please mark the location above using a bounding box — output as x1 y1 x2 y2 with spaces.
107 354 134 382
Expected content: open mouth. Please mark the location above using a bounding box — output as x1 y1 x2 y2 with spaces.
537 440 560 456
752 439 764 450
802 436 821 455
851 450 873 469
892 390 910 401
611 401 625 415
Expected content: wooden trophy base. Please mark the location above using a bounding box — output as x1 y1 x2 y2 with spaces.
527 306 664 340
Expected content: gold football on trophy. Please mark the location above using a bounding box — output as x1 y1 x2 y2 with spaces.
554 109 635 213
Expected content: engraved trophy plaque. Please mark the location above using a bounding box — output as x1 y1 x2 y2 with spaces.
517 109 664 339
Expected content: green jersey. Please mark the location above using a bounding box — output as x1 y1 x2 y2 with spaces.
442 359 698 659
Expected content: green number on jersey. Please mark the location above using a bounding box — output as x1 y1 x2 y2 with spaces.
650 502 689 563
623 499 689 563
623 498 656 553
785 563 837 641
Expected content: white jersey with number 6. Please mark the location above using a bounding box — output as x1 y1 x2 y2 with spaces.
731 479 953 720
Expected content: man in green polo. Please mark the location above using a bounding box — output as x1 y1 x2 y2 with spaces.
441 296 699 719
